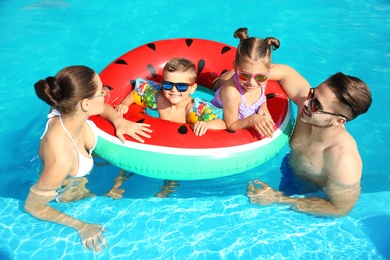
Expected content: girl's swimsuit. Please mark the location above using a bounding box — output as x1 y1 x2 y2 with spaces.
133 78 223 122
211 73 266 119
41 109 98 177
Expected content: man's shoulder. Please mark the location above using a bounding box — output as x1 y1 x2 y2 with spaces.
325 135 362 185
328 129 359 154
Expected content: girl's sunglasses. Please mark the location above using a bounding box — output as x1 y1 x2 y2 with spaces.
307 88 347 119
161 81 195 92
237 70 269 84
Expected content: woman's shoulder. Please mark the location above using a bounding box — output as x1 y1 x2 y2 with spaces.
40 130 73 168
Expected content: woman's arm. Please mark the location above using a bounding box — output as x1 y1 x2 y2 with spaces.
99 103 152 143
25 187 107 252
24 148 107 252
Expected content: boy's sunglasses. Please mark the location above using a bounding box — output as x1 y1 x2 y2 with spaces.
237 70 269 84
161 81 195 92
307 88 347 119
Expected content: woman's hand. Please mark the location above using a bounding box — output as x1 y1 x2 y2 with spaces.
113 117 152 143
78 224 108 253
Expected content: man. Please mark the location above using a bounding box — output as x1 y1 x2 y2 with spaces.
246 64 372 217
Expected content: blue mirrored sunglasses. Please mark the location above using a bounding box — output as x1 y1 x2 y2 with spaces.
161 81 195 92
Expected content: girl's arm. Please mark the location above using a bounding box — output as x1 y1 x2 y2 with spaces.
220 85 274 137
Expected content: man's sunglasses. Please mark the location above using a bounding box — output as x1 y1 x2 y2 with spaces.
161 81 195 92
307 88 347 119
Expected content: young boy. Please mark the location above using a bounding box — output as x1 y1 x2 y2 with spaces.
116 58 226 198
115 57 226 136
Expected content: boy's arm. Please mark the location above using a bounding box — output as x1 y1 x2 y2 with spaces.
118 90 135 106
192 119 226 136
115 90 135 117
204 119 226 130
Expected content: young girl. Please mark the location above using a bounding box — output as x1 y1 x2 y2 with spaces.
212 28 280 138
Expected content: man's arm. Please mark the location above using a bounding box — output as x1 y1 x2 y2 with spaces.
269 64 311 112
247 180 360 217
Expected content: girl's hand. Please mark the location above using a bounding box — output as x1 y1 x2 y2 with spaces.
252 114 275 138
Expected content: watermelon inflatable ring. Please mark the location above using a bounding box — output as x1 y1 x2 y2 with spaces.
89 38 294 180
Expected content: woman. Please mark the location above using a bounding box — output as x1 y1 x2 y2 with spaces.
24 65 152 253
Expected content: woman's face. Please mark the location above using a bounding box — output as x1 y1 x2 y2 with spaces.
87 74 107 115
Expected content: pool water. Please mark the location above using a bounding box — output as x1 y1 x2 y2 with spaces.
1 0 389 259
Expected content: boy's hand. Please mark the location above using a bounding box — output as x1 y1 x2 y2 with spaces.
115 104 129 117
192 121 209 136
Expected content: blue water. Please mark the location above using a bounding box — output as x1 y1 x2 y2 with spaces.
1 0 389 259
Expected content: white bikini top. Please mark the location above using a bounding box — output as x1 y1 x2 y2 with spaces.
41 109 98 177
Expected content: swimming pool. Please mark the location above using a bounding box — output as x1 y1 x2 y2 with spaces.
1 0 389 259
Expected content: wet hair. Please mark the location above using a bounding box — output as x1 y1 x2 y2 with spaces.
163 57 197 82
34 65 98 115
326 72 372 121
234 28 280 67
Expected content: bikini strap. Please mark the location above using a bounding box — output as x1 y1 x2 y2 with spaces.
58 116 81 155
40 109 62 139
42 108 81 154
233 73 245 95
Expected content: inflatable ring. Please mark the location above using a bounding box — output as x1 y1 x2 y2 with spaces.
90 38 294 180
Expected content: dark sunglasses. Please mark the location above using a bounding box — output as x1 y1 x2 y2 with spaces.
161 81 195 92
307 88 347 119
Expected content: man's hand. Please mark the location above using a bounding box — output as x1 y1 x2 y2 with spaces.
247 180 283 206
